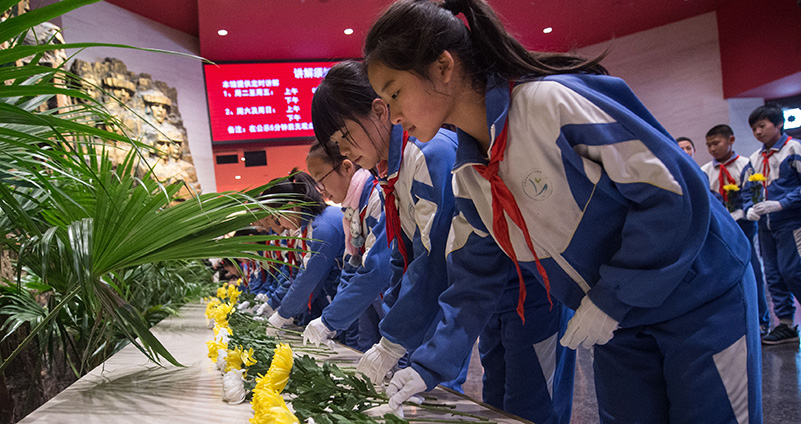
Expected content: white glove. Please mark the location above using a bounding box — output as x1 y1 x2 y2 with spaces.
729 209 744 222
753 200 783 215
255 302 274 317
303 317 336 346
560 295 619 350
266 311 293 336
356 337 406 384
386 368 427 410
746 208 761 221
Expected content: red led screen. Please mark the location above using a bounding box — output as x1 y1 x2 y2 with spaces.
203 61 337 143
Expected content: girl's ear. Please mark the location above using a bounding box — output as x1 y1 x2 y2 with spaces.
371 98 389 121
434 50 455 84
341 159 356 175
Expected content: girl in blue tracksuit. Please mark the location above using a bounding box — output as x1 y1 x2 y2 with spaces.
310 61 472 393
312 61 572 422
302 142 393 352
363 1 761 423
261 172 347 332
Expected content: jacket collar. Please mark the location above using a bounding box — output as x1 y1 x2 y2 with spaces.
453 73 511 173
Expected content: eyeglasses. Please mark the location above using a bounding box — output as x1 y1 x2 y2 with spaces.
316 163 341 189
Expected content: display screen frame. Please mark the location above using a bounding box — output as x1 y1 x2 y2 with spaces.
203 59 352 145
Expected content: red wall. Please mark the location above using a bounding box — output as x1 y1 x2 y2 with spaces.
212 141 312 192
717 0 801 98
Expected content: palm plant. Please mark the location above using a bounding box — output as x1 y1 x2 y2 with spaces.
0 0 299 379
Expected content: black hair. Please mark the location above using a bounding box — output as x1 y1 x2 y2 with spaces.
676 137 694 148
705 124 734 139
748 103 784 131
364 0 607 88
308 141 347 169
221 258 237 268
260 169 327 216
311 60 389 159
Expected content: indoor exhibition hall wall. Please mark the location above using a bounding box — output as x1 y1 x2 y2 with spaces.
577 12 763 166
53 1 217 192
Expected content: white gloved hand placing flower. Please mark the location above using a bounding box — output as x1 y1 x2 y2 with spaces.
560 295 619 350
266 311 293 337
356 337 406 384
303 317 336 347
386 367 427 410
746 208 761 221
729 209 744 222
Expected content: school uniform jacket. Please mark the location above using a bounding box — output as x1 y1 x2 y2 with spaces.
744 134 801 231
701 153 753 215
378 125 458 351
275 206 346 319
446 73 749 328
321 176 393 331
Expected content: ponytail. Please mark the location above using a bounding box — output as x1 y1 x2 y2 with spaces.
364 0 607 84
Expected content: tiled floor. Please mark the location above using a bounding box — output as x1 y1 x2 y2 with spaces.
462 304 801 423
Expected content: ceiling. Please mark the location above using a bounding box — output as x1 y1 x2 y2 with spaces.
104 0 799 100
107 0 731 62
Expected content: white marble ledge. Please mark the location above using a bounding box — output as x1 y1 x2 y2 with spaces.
19 303 530 424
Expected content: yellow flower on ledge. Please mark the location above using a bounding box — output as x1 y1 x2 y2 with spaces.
723 184 740 192
205 297 222 319
224 346 245 372
748 173 767 182
209 302 235 326
250 387 298 424
241 347 258 368
262 343 293 393
206 339 228 360
227 284 242 304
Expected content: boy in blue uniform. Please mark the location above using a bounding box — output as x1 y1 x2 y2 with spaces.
701 124 771 335
744 104 801 345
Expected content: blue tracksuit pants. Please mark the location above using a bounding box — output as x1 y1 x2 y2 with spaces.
593 267 761 423
759 224 801 321
479 301 575 424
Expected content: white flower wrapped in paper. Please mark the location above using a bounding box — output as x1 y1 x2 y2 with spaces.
222 369 247 404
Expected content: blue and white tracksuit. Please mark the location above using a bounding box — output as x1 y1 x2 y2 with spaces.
377 125 469 389
275 206 346 321
702 155 770 329
449 73 760 423
745 134 801 323
320 176 392 352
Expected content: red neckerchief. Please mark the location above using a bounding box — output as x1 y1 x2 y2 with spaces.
717 155 739 202
380 131 410 271
472 82 551 323
761 150 775 200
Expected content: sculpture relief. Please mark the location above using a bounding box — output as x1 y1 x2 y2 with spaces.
70 58 201 197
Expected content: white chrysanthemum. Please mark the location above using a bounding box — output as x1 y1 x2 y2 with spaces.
216 348 228 371
215 327 230 344
222 369 246 404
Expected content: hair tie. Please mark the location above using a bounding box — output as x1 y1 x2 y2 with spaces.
442 0 464 16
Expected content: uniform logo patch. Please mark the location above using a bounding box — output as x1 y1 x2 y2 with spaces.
522 170 552 201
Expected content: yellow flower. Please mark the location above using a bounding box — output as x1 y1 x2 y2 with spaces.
217 285 229 300
723 184 740 192
209 302 235 326
205 298 222 319
228 284 242 304
748 173 767 182
241 347 258 368
250 388 299 424
262 343 293 393
206 339 228 360
224 346 245 372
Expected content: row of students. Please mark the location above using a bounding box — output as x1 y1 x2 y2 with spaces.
257 0 761 422
699 105 801 346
